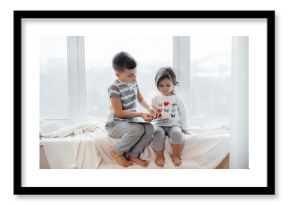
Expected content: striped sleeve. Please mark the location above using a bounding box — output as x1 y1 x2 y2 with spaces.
108 85 120 98
136 83 140 95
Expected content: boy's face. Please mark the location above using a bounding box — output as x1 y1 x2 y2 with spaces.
116 68 137 83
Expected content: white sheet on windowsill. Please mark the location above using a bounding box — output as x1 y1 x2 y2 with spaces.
40 120 101 138
40 121 230 169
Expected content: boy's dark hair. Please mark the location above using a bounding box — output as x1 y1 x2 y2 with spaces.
155 67 179 88
112 52 137 72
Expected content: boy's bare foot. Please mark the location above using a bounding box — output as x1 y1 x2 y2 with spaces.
155 156 165 167
172 156 182 166
128 156 149 167
111 151 133 167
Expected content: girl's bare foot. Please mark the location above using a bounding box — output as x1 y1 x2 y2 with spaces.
128 156 149 167
171 144 182 166
111 151 133 167
155 150 165 167
172 156 182 166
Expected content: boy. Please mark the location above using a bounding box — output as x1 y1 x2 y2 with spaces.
105 52 158 168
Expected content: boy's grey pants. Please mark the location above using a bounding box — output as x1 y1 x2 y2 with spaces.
105 121 154 157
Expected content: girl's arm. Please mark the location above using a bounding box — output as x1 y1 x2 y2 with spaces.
110 97 151 121
177 96 189 133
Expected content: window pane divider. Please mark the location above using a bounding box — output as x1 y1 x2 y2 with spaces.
173 36 191 113
67 36 87 123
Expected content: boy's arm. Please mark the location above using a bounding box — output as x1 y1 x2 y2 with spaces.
137 91 158 118
111 97 143 119
137 91 151 110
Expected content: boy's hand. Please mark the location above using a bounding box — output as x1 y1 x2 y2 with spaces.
148 107 158 119
141 113 154 122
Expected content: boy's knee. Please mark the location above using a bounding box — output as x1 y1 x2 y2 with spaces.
128 123 145 136
145 124 154 135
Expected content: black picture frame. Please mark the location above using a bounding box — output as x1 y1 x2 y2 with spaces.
14 10 275 195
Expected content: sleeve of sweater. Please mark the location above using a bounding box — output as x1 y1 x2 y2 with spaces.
177 96 188 129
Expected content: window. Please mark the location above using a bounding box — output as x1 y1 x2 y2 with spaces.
190 36 232 119
85 36 173 122
40 36 69 120
40 36 231 125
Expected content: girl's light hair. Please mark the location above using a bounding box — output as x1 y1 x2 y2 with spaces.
155 67 179 88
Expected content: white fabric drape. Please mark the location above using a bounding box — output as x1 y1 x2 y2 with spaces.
230 36 249 169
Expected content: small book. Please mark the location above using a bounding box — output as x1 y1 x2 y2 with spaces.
127 117 147 123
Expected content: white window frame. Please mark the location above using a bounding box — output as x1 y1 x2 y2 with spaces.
67 36 87 123
173 36 191 113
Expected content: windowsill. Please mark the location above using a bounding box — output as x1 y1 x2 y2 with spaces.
40 116 231 129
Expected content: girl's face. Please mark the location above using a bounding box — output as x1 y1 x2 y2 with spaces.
158 78 174 96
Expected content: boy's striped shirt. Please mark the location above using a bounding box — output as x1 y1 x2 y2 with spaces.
107 80 139 122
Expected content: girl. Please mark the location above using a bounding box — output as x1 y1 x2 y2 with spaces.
151 67 190 167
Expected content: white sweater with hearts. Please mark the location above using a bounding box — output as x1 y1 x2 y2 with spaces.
151 94 188 129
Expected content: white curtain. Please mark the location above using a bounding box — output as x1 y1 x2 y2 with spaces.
230 36 249 169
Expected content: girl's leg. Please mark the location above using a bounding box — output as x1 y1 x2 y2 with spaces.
171 144 183 166
155 150 165 167
167 126 184 166
152 126 166 167
127 123 154 167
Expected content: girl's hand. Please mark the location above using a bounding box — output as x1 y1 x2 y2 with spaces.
182 129 191 135
141 113 154 122
148 107 158 119
156 112 161 118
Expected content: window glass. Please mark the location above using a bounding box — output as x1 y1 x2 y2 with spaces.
190 36 232 117
40 36 69 119
85 36 173 122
